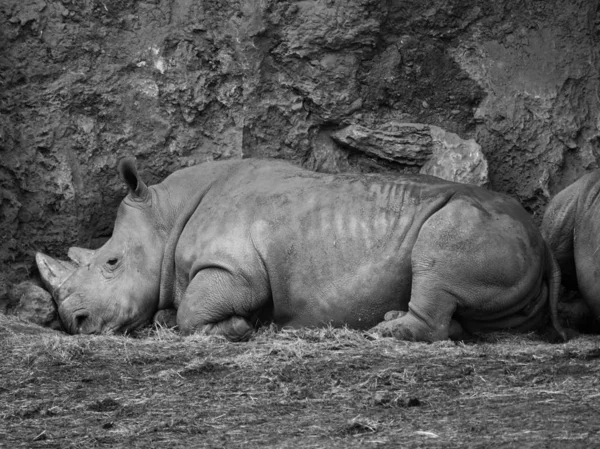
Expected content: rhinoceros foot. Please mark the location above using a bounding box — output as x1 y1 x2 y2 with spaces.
179 314 255 342
372 311 465 342
153 308 178 329
383 310 407 321
372 319 419 341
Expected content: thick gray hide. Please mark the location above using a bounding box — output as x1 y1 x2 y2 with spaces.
542 170 600 331
37 158 565 342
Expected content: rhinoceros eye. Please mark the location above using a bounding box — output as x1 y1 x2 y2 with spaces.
102 257 121 278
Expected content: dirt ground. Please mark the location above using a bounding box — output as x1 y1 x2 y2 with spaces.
1 315 599 448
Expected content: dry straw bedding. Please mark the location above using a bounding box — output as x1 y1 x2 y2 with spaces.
1 314 599 448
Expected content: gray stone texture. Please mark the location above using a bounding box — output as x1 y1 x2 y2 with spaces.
1 0 599 293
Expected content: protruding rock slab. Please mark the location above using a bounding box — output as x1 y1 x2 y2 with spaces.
332 122 489 186
331 123 434 166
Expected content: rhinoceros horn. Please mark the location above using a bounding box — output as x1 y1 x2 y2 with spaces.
67 247 96 266
35 252 78 301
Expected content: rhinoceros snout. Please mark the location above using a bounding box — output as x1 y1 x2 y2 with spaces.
68 310 103 335
71 310 88 334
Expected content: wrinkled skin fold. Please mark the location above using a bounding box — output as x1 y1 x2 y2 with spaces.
37 157 566 342
541 170 600 331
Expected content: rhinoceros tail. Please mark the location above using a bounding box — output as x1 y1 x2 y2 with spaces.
545 241 568 341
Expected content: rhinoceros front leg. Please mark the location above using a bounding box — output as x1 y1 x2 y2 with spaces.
177 268 266 342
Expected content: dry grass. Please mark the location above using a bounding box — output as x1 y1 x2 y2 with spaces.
1 314 600 448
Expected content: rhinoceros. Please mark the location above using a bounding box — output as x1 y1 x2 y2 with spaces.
542 170 600 329
36 157 565 342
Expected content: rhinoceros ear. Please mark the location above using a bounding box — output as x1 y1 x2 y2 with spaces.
118 157 149 201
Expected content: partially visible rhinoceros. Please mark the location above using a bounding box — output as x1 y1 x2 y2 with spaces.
542 170 600 329
36 158 565 342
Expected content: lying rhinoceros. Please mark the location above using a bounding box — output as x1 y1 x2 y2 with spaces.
542 170 600 329
36 157 565 342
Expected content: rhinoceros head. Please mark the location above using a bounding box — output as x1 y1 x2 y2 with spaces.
36 158 165 334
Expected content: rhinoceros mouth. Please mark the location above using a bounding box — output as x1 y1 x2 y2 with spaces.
110 315 150 335
61 307 147 335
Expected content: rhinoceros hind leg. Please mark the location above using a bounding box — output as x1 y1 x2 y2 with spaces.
393 197 548 342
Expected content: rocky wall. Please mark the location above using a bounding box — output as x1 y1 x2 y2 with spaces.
1 0 599 290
